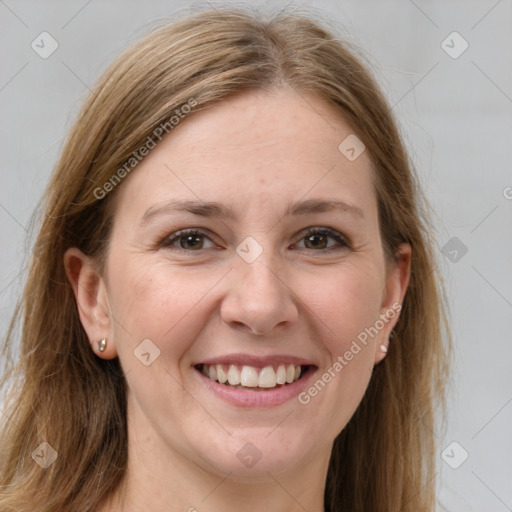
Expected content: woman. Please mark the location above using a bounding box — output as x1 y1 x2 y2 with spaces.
0 7 450 512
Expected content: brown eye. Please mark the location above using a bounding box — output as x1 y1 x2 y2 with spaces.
178 233 204 250
304 232 329 250
161 230 215 251
295 228 349 252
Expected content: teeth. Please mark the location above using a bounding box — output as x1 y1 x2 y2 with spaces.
276 364 286 384
200 363 304 389
240 366 258 387
227 364 241 385
258 366 276 388
286 364 295 383
216 364 228 383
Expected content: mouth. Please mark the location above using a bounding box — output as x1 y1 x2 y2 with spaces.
194 363 311 391
193 354 318 407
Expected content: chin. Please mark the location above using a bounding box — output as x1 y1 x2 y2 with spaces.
191 429 317 480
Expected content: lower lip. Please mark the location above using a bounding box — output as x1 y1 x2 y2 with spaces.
194 366 317 408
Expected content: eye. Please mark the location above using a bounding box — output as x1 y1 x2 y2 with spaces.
159 227 350 253
293 227 350 252
160 229 216 251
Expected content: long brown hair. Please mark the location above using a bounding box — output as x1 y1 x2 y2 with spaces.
0 7 451 511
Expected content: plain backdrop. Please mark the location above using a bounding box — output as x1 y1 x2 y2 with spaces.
1 1 511 510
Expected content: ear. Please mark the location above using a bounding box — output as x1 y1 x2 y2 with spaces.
64 247 117 359
374 242 411 364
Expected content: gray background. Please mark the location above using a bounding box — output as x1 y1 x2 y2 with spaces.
1 1 511 510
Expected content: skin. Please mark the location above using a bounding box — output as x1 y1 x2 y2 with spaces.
65 86 411 512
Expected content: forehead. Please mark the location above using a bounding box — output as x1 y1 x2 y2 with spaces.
113 87 377 225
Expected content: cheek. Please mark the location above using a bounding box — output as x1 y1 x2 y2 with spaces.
299 261 384 349
106 258 222 425
107 257 223 362
295 263 383 424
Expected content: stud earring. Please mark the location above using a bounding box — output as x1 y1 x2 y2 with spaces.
380 344 388 353
98 338 107 352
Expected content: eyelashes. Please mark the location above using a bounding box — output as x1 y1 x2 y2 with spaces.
161 229 215 251
295 227 350 251
159 226 351 253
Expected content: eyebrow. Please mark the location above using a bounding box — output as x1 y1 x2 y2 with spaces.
141 198 364 225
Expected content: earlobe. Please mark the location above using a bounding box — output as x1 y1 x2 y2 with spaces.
63 247 117 359
375 243 412 363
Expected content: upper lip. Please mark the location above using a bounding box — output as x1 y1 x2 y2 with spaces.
196 354 316 367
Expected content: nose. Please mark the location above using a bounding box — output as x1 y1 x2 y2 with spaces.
220 253 299 336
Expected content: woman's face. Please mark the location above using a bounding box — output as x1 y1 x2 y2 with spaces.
71 87 410 480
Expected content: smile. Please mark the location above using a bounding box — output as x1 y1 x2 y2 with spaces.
193 356 317 407
197 363 305 390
